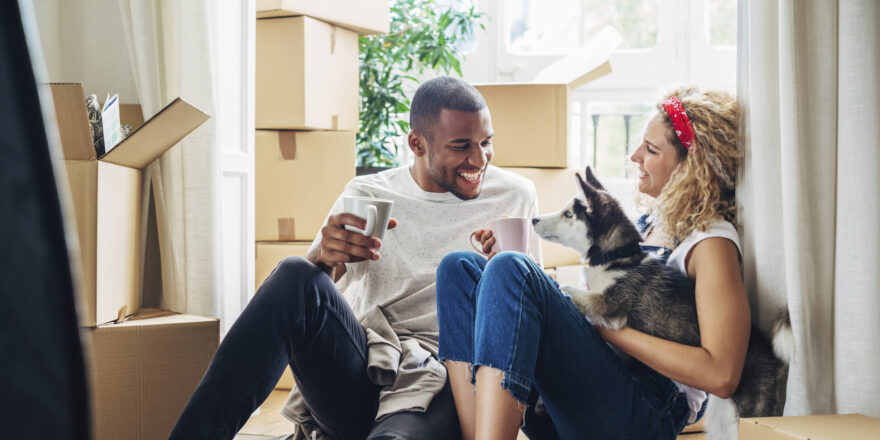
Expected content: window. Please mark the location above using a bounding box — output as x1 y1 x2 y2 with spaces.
507 0 659 54
462 0 737 179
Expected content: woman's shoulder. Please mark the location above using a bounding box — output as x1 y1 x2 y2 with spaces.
668 219 740 274
694 219 738 239
682 219 740 253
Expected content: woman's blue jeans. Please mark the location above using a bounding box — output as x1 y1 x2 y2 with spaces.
436 251 690 439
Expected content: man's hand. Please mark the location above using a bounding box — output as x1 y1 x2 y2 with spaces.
309 213 398 272
471 228 499 260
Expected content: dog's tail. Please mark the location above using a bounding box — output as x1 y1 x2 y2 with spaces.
771 309 794 364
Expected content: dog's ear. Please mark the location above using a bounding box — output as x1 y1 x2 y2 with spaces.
584 166 606 191
575 172 598 212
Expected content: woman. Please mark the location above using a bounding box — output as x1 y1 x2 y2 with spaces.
436 86 747 439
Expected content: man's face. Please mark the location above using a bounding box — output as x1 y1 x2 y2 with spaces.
423 108 494 200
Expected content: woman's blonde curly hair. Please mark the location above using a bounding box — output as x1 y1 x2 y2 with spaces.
638 85 742 246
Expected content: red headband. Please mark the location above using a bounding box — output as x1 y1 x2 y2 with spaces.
661 96 696 152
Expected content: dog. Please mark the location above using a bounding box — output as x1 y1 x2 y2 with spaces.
531 166 791 440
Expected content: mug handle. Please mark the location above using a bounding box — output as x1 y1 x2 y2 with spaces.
364 205 377 237
469 231 487 255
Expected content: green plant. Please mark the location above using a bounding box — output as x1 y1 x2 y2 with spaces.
357 0 485 168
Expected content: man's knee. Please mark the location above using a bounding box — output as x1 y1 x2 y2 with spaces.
256 256 334 309
269 256 327 287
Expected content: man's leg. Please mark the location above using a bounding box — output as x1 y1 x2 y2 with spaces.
170 257 379 440
365 380 462 440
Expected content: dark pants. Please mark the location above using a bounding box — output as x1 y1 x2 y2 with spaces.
170 257 462 440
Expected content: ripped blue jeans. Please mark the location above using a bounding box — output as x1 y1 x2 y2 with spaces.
436 251 690 439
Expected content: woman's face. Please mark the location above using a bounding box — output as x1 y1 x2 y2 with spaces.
630 115 684 198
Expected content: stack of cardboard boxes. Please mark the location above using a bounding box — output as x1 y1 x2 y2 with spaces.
49 83 219 439
253 0 390 390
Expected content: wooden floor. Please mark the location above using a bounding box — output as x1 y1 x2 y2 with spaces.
234 389 707 440
234 389 297 440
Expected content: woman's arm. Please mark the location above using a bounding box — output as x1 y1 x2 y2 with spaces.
598 237 751 398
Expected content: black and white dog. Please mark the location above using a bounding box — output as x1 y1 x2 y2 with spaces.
531 167 791 440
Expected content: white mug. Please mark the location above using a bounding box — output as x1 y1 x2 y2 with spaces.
470 217 530 255
343 196 394 241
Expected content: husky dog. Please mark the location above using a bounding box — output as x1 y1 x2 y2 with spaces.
532 167 791 440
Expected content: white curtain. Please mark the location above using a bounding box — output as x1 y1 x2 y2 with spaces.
117 0 221 318
739 0 880 417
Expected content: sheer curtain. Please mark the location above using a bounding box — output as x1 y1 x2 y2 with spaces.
117 0 221 318
738 0 879 416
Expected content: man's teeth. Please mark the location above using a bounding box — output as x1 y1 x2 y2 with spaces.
459 171 481 181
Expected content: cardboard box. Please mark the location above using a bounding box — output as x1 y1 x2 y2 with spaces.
738 413 880 439
256 130 355 241
255 241 311 289
257 0 390 35
256 16 359 130
475 28 621 168
50 83 209 326
86 309 219 440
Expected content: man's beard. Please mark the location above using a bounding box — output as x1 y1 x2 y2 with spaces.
427 151 483 201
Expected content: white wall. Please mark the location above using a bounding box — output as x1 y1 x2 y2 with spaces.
32 0 139 104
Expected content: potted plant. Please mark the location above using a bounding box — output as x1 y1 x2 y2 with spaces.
357 0 485 173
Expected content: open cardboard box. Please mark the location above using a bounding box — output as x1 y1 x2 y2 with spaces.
739 413 880 439
256 0 389 35
49 83 209 326
256 16 359 130
475 27 622 168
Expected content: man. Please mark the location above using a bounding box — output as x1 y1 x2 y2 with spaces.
170 76 541 439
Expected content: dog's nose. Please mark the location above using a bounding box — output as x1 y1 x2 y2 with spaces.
531 218 539 225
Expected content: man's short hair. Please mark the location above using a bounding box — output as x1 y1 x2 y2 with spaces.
410 76 486 141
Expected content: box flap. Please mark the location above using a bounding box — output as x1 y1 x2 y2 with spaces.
101 98 210 169
533 26 622 88
119 104 145 130
49 83 98 161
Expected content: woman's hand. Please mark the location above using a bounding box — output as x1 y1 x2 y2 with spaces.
472 228 499 260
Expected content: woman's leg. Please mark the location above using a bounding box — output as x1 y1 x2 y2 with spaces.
473 252 690 439
436 251 487 440
475 366 525 439
437 252 558 440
